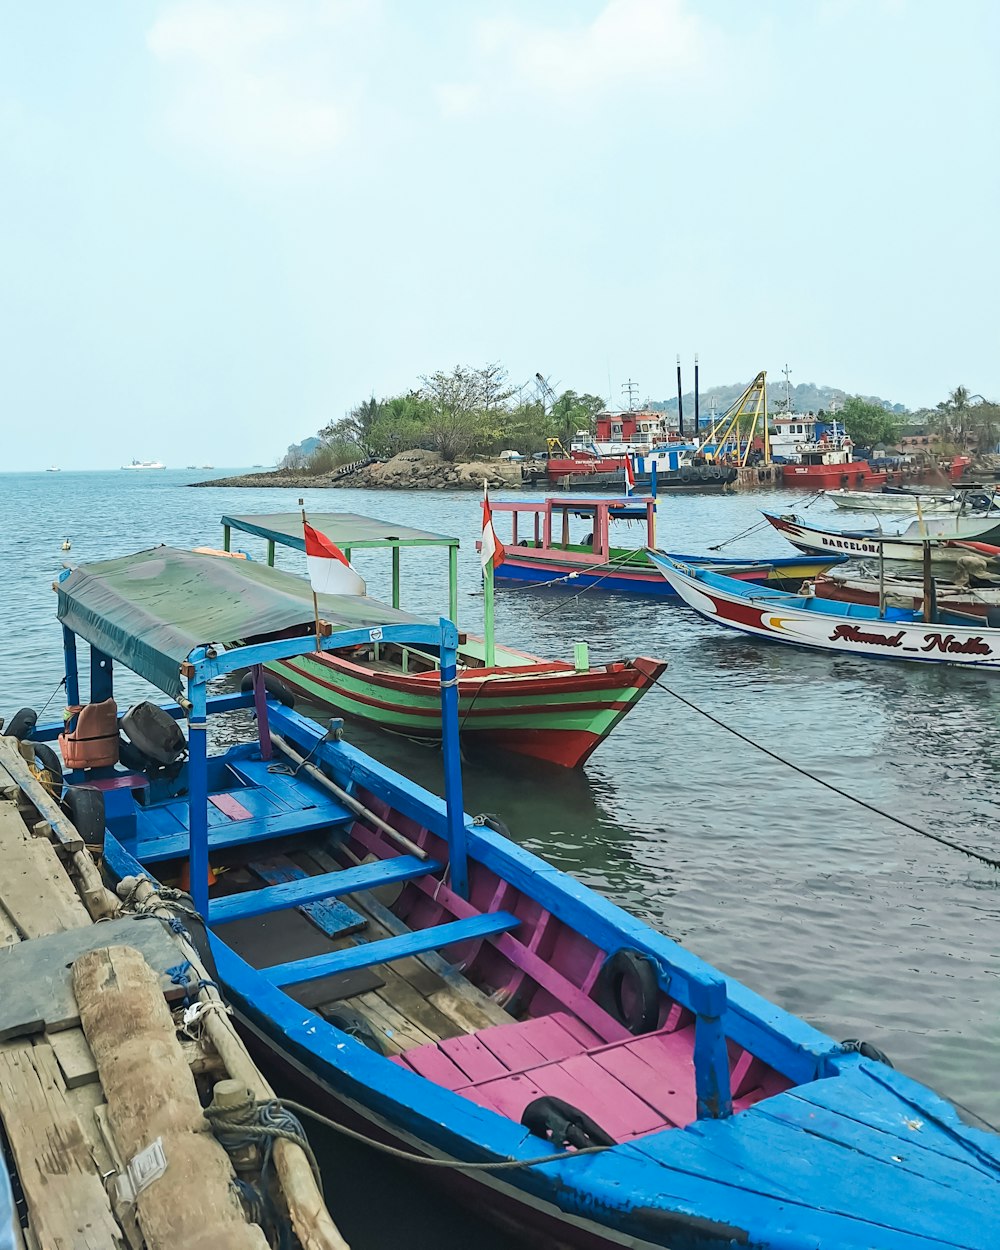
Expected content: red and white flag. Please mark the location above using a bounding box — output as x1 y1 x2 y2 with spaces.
624 455 635 494
303 521 367 596
481 484 505 572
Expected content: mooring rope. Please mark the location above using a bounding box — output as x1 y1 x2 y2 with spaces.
261 1098 610 1170
649 676 1000 871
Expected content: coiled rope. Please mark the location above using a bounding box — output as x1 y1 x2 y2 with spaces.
205 1094 324 1192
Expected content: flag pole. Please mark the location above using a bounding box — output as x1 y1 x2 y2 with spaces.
300 497 322 650
482 481 496 667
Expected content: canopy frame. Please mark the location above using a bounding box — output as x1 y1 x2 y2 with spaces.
221 512 461 624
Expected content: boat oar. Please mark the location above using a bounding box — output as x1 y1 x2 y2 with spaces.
269 731 428 860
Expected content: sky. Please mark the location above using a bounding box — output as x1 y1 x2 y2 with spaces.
1 0 998 470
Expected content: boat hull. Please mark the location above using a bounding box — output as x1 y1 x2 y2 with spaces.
271 650 666 768
814 572 1000 620
781 460 886 488
651 556 1000 668
827 489 961 513
763 511 1000 565
495 549 843 597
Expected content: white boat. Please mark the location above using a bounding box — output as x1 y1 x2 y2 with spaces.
46 466 61 472
764 510 1000 565
826 488 963 514
651 554 1000 670
121 459 166 470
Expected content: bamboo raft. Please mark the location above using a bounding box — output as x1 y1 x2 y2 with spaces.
0 735 347 1250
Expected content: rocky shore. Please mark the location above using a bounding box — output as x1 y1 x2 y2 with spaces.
189 449 524 491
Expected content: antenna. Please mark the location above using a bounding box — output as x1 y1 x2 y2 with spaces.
622 379 640 412
782 363 792 415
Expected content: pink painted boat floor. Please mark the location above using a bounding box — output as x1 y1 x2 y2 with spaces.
393 1009 790 1143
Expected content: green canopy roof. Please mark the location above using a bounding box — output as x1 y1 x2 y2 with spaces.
222 512 459 552
57 546 422 700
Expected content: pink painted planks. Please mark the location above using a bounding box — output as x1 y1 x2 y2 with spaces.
209 793 255 821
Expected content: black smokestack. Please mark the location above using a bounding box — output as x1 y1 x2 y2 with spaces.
676 355 684 437
694 353 700 435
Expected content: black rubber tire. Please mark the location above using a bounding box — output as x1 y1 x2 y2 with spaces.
63 786 106 846
6 708 38 741
678 469 693 484
594 948 660 1035
240 671 295 708
32 742 64 788
323 1006 384 1055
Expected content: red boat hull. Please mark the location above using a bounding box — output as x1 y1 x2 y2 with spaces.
781 460 887 488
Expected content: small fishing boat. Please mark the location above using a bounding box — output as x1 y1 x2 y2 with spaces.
32 545 1000 1248
826 487 964 513
488 496 845 597
814 559 1000 622
651 553 1000 668
763 509 1000 565
221 513 664 767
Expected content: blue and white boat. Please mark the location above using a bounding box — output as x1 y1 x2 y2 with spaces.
650 552 1000 669
31 545 1000 1248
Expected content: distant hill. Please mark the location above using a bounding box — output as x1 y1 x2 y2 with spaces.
649 381 908 421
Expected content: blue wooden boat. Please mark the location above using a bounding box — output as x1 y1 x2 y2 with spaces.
488 496 845 597
34 546 1000 1248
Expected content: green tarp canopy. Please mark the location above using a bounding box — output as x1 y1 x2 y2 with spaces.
222 513 459 551
56 546 423 700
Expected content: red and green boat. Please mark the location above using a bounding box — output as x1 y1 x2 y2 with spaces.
220 512 665 768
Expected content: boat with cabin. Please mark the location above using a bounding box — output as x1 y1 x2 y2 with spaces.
220 513 664 768
28 544 1000 1249
487 495 845 597
651 553 1000 669
121 459 167 470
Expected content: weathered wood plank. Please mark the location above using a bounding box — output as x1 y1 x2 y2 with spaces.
0 915 189 1040
49 1026 98 1089
0 1039 124 1250
0 807 89 939
0 738 84 853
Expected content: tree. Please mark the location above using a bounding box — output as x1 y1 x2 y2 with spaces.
549 391 605 444
839 396 902 450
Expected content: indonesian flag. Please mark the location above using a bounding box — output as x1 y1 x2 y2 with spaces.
303 521 367 596
481 484 505 571
624 455 635 494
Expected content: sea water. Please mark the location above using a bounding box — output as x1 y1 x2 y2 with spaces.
1 469 997 1248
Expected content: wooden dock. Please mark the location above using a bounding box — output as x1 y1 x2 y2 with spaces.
0 736 348 1250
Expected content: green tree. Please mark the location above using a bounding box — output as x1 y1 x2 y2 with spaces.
548 390 605 444
840 396 902 450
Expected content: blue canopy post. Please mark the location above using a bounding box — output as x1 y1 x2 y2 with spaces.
90 647 114 703
62 626 80 706
184 660 211 919
438 616 468 899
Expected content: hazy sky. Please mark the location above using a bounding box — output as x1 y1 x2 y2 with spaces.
2 0 997 470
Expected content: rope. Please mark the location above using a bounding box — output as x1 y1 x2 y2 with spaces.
706 493 823 551
649 677 1000 871
272 1098 609 1170
205 1094 324 1194
36 676 66 722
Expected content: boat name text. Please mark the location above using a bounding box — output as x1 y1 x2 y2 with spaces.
828 625 992 656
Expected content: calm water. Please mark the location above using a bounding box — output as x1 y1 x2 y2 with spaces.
2 470 998 1246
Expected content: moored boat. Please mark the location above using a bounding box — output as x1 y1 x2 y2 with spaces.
489 495 845 597
826 487 964 513
221 512 664 767
32 544 1000 1249
650 552 1000 668
763 509 1000 564
814 565 1000 622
